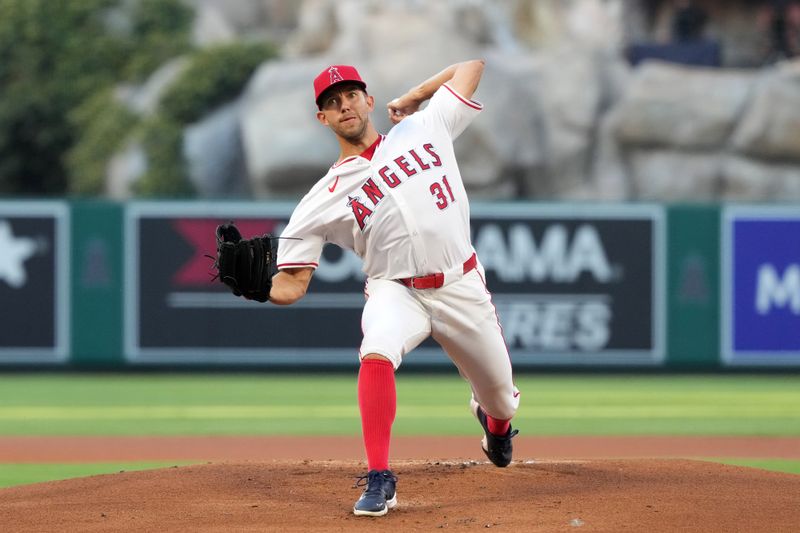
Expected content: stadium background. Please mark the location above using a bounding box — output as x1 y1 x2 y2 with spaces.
0 0 798 496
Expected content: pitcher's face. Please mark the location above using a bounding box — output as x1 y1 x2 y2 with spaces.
317 85 374 142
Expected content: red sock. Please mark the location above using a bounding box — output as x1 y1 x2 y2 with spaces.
486 415 510 436
358 358 396 471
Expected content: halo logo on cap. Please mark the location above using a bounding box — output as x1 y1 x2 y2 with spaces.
329 67 344 84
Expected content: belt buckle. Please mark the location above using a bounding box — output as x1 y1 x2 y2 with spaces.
408 272 444 289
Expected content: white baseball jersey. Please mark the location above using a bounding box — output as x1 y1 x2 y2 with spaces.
277 82 520 420
277 84 482 279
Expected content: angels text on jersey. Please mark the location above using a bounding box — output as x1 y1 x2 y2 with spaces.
346 142 449 231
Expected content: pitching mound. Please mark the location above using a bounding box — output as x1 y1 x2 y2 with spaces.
1 459 798 532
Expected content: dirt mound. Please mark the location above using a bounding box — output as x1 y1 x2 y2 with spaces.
0 459 798 532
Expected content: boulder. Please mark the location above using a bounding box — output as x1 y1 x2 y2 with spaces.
603 59 800 202
283 0 338 57
188 0 301 45
240 59 340 196
627 149 723 201
613 61 755 149
183 102 250 197
238 1 623 200
731 59 800 160
453 50 543 197
118 0 800 203
184 0 269 33
191 3 237 47
588 86 636 201
520 46 615 198
106 141 147 200
721 155 800 200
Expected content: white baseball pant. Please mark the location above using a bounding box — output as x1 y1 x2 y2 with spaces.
360 263 520 420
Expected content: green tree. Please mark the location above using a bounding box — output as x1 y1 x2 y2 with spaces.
133 42 276 198
159 42 277 124
134 117 193 197
0 0 191 196
66 90 137 195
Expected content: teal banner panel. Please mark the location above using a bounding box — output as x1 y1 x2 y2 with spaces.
666 204 720 368
70 200 124 367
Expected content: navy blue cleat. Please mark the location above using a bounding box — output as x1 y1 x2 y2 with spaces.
471 399 519 467
353 469 398 516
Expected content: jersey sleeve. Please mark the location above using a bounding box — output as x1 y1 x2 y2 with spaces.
418 83 483 140
276 194 325 270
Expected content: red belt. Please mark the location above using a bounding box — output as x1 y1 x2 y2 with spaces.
398 253 477 289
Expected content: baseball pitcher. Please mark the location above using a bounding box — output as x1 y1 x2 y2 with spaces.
214 60 520 517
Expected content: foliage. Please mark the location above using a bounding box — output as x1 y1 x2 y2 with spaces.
123 0 193 81
66 19 273 198
159 42 277 124
66 90 138 195
130 42 277 197
0 0 192 196
133 117 194 197
0 0 119 195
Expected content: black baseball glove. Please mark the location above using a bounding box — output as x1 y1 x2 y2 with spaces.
212 222 276 303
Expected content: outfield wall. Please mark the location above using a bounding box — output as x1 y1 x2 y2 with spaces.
0 200 797 369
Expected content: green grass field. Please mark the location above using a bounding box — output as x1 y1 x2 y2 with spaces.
0 373 798 487
0 462 188 489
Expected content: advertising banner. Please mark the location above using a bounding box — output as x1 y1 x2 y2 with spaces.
125 202 664 366
723 206 800 366
0 202 70 363
471 204 665 365
125 202 369 365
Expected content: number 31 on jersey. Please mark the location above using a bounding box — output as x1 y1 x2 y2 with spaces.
430 175 456 210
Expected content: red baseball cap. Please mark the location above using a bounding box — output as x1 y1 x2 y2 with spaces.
313 65 367 107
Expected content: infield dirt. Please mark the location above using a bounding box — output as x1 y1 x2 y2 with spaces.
1 457 799 532
2 436 800 531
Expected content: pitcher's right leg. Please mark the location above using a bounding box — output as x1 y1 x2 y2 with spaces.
354 279 431 515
